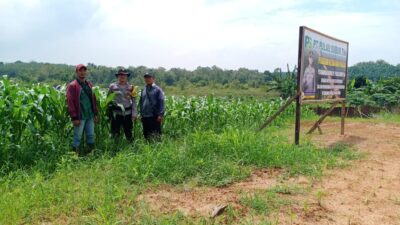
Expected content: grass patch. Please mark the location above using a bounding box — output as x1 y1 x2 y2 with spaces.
373 113 400 124
240 191 293 216
163 85 279 99
0 126 360 224
268 184 309 195
324 143 364 169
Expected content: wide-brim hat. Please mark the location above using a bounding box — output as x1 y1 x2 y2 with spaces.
115 68 131 77
143 72 154 78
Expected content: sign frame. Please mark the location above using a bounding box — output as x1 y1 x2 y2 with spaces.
258 26 349 145
299 26 349 103
295 26 349 144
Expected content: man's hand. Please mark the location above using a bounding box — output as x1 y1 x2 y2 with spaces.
132 116 138 121
94 116 99 123
156 116 163 123
73 120 80 127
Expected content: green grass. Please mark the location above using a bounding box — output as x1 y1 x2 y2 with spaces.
163 85 279 99
267 184 308 195
239 191 292 216
0 76 306 174
373 112 400 124
0 77 365 224
0 126 361 224
323 112 400 125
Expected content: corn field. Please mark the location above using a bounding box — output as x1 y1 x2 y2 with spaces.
0 77 308 173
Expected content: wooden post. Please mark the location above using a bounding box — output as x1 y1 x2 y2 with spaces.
307 101 339 134
317 125 323 134
341 100 346 135
295 26 304 145
295 94 301 145
258 92 300 132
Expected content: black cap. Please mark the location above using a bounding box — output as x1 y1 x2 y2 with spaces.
143 72 154 78
115 68 131 77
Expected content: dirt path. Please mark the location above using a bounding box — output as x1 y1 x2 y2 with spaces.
139 169 281 217
139 121 400 224
295 121 400 225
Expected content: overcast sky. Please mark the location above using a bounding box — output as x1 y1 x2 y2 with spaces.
0 0 399 71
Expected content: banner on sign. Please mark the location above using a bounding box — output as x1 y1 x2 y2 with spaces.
299 27 349 101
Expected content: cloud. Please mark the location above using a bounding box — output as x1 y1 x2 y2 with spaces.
0 0 98 42
0 0 399 71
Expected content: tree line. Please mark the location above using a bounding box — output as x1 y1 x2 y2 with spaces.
0 61 273 89
2 60 398 89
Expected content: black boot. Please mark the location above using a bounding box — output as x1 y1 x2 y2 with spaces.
72 146 82 156
87 143 95 154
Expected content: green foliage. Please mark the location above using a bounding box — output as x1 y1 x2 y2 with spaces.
353 75 368 88
164 95 304 137
0 76 313 175
267 67 297 98
348 60 400 81
0 77 361 224
240 191 292 216
0 127 358 224
347 76 400 110
0 61 272 91
0 76 71 172
3 60 400 100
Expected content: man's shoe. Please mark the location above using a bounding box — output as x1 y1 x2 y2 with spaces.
87 144 95 154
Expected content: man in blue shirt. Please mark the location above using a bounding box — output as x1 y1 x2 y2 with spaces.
139 72 165 140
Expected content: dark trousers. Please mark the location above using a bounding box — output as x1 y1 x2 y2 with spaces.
111 114 133 141
142 116 161 140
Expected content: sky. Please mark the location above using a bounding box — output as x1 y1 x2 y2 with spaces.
0 0 399 71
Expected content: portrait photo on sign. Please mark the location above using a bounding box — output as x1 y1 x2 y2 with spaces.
299 27 348 102
302 49 318 99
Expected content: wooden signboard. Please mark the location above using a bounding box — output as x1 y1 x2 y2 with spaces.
258 27 349 145
295 26 349 144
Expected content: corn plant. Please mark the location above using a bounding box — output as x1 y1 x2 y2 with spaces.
0 76 310 173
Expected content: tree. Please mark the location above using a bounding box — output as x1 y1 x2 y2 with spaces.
353 76 368 88
267 66 297 98
349 60 399 81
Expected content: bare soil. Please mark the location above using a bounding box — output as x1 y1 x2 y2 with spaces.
138 121 400 224
291 121 400 225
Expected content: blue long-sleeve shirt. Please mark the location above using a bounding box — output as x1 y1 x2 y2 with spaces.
139 83 165 118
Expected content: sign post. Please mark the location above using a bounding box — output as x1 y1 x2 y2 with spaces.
297 26 349 142
341 100 346 135
259 26 349 145
295 27 304 145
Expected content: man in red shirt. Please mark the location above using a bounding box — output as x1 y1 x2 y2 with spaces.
66 64 98 155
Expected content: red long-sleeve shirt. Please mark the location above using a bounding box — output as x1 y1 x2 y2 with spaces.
66 79 98 121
